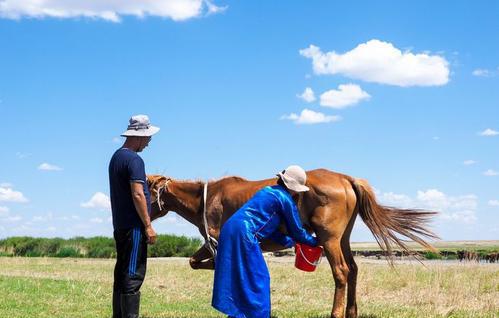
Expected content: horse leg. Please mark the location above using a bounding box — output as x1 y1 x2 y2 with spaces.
324 238 349 318
341 208 358 318
342 243 358 318
189 245 215 270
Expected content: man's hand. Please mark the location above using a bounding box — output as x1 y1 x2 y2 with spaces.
130 182 156 244
145 225 157 244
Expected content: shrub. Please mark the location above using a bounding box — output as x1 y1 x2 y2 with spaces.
0 235 202 258
423 251 442 260
56 247 81 258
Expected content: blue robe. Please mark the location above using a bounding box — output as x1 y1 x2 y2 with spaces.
212 185 318 318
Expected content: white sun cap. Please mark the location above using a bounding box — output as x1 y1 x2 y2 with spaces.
277 165 309 192
121 114 160 137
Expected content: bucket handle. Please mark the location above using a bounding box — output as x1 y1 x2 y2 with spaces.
298 245 323 266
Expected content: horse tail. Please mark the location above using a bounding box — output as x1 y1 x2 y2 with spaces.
350 178 439 262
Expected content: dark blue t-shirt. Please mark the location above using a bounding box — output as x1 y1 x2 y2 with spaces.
108 148 151 230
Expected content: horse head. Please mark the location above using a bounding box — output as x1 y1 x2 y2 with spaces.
147 174 172 220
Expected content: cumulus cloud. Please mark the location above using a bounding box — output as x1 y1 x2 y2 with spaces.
479 128 499 136
0 0 225 22
488 200 499 207
483 169 498 176
378 192 414 208
38 163 63 171
0 185 28 203
81 192 111 211
377 188 478 224
320 84 370 108
280 109 341 125
299 39 450 87
297 87 316 103
463 160 477 165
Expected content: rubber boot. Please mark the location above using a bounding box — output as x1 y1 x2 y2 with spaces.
120 292 140 318
112 289 121 318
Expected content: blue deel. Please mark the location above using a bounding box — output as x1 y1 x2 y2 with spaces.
212 185 318 318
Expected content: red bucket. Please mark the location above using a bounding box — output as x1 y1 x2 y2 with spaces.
294 243 323 272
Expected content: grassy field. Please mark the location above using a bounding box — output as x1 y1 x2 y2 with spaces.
350 240 499 252
0 257 497 318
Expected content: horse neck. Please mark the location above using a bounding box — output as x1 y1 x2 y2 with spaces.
168 180 203 226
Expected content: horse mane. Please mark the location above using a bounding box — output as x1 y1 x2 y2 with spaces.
211 175 247 183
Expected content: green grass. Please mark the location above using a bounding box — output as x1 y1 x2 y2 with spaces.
0 257 497 318
350 240 499 252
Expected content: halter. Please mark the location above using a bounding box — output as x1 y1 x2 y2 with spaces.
154 178 171 212
203 182 218 258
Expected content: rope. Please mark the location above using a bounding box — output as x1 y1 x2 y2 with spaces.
203 182 218 258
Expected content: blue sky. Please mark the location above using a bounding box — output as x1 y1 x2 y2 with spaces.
0 1 498 241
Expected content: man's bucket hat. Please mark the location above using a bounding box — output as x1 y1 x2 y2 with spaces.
121 114 160 137
277 165 309 192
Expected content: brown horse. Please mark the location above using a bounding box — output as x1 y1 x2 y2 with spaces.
147 169 438 318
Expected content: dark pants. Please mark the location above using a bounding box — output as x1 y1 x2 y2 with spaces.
113 227 147 317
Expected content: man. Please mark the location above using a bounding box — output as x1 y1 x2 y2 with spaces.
109 114 159 318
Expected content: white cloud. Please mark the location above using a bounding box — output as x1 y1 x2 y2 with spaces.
416 189 449 210
297 87 316 103
472 69 493 77
378 188 478 224
379 192 413 208
205 0 227 15
479 128 499 136
416 189 478 223
112 137 122 144
488 200 499 207
299 39 450 87
0 0 225 22
280 109 341 125
38 162 63 171
0 186 28 203
463 160 477 165
0 182 12 188
319 84 370 109
483 169 498 176
90 217 104 223
81 192 111 211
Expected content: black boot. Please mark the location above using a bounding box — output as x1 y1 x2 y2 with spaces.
120 292 140 318
112 289 121 318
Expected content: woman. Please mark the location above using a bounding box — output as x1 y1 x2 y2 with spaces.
212 165 320 318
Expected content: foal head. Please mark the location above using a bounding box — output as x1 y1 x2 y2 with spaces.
147 174 172 220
